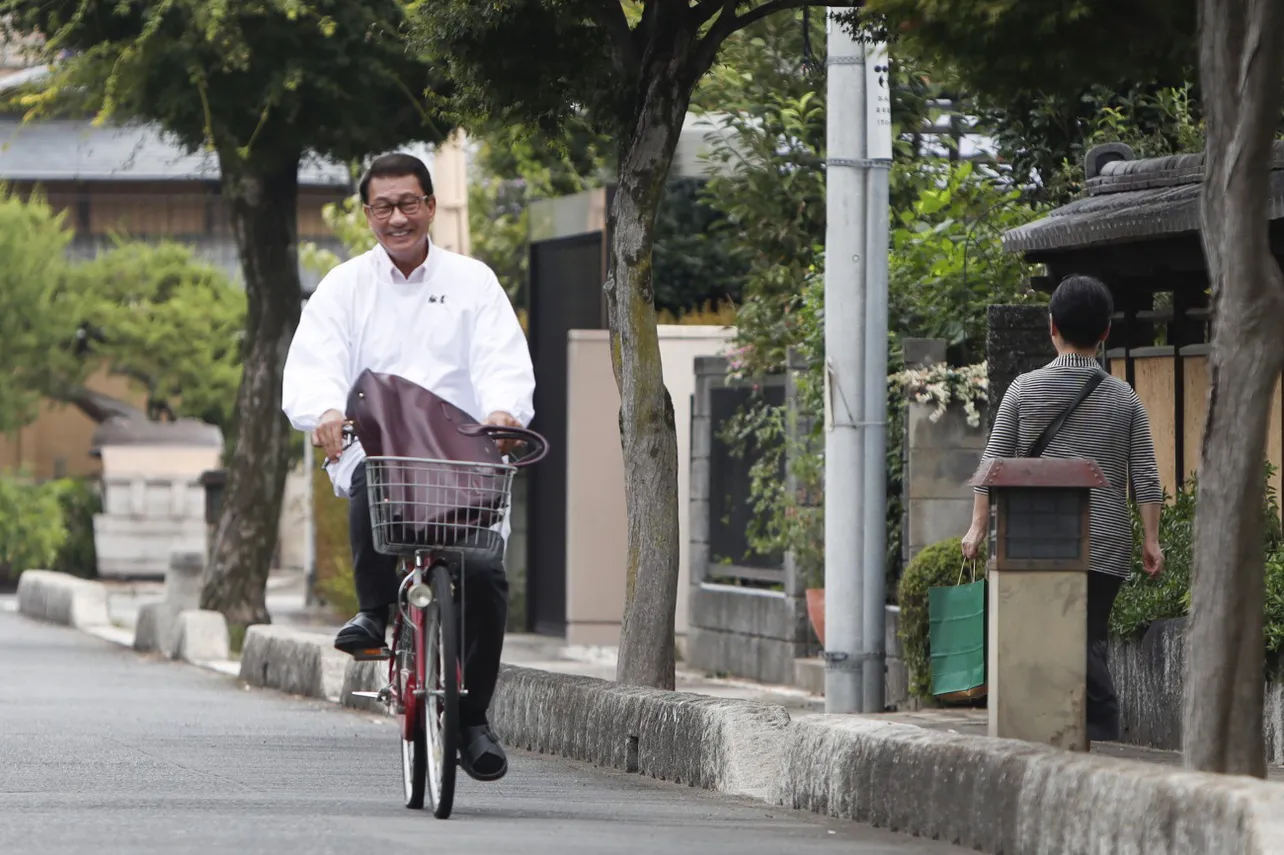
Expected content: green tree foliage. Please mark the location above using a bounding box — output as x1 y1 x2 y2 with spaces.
858 0 1195 105
0 192 78 434
61 242 246 435
704 15 1037 596
0 190 243 438
853 0 1200 204
888 160 1040 363
980 83 1204 204
0 0 454 625
0 475 69 584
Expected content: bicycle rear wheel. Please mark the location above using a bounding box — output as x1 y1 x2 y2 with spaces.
423 562 458 819
397 608 427 810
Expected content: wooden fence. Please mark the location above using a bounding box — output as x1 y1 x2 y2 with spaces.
1107 343 1284 503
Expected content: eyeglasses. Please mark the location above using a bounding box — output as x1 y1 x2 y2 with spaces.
365 195 430 220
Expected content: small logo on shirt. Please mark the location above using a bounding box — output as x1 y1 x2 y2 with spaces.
428 295 448 304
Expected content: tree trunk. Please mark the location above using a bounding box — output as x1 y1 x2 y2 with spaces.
1183 0 1284 776
200 152 304 628
608 64 696 690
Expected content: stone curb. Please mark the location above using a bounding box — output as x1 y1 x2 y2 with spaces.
175 609 230 664
490 665 790 799
489 666 1284 855
16 569 110 629
239 625 348 702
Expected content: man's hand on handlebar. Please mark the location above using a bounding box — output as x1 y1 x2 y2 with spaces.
312 409 349 463
484 411 524 456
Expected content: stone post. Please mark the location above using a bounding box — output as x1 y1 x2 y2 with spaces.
986 306 1055 431
974 456 1107 751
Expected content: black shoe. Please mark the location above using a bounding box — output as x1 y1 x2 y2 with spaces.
459 724 508 782
334 611 389 659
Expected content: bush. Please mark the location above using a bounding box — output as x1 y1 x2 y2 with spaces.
312 466 358 618
1109 484 1195 638
897 536 987 700
0 474 69 585
50 478 101 579
1110 467 1284 665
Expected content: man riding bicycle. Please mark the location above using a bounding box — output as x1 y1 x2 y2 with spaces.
281 152 533 783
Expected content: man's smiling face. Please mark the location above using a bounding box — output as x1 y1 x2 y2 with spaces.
364 173 436 264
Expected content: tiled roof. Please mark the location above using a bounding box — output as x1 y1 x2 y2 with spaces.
1003 142 1284 255
0 116 350 187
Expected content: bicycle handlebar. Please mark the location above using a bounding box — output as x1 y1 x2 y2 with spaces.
326 421 549 468
457 423 549 468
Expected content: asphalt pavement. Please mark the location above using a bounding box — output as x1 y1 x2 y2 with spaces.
0 605 967 855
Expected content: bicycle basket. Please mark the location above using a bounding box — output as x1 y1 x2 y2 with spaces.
365 456 516 557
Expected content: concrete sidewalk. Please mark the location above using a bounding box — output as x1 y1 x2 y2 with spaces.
99 570 826 714
95 572 1284 779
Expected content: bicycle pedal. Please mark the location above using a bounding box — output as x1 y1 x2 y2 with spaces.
351 686 393 703
350 647 392 662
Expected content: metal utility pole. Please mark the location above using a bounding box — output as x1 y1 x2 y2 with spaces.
861 42 892 713
823 14 891 714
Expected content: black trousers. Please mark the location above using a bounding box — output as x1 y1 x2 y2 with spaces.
348 461 509 727
1087 571 1124 742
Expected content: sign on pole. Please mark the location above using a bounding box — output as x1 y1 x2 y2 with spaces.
864 41 893 161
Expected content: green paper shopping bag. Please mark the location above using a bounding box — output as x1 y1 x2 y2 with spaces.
928 561 986 702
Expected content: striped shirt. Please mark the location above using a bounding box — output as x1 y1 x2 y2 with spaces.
977 353 1164 577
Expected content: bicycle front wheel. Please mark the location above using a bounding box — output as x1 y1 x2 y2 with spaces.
423 562 458 819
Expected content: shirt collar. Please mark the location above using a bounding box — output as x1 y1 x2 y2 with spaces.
373 236 436 285
1049 352 1102 369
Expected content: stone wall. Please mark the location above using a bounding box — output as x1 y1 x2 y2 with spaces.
904 402 988 564
986 305 1055 430
1110 618 1284 764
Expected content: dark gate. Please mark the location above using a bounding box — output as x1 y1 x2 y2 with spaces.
525 231 607 635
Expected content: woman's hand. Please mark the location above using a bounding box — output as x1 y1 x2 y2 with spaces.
961 521 986 561
1142 537 1164 578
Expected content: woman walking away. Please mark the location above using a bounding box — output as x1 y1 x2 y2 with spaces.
961 274 1164 743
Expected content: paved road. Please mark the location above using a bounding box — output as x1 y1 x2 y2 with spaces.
0 607 966 855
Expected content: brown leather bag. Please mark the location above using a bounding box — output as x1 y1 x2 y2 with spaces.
346 369 507 547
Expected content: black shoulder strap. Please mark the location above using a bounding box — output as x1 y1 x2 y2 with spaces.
1025 368 1108 459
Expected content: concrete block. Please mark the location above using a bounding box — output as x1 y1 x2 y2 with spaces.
174 610 229 663
16 570 110 629
686 626 802 685
793 658 824 695
690 416 712 460
907 498 973 550
906 447 986 500
490 665 791 800
239 625 348 702
1110 618 1186 752
689 584 800 641
688 456 710 501
989 570 1087 750
908 402 988 452
164 552 204 609
688 499 710 543
93 515 208 578
903 338 947 368
773 715 1284 855
134 600 182 657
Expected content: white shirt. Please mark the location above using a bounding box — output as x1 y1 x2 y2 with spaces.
281 239 535 498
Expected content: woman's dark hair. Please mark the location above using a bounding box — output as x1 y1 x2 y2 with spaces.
358 153 434 203
1049 274 1114 349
